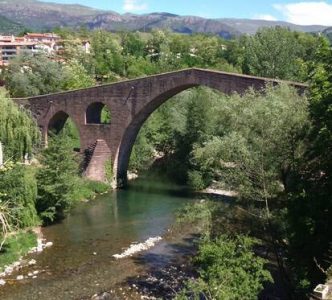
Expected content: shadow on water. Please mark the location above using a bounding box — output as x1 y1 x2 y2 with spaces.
125 174 193 199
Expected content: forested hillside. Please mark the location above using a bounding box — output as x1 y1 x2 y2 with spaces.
0 15 25 34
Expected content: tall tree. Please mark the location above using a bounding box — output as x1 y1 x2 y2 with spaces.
243 27 305 81
0 88 40 161
36 134 79 223
4 53 67 97
286 37 332 292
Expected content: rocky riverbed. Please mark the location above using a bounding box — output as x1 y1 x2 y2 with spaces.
87 223 201 300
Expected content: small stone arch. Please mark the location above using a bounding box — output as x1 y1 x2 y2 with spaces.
47 110 81 150
86 102 111 124
48 110 70 134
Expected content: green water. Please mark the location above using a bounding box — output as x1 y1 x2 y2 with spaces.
0 178 193 300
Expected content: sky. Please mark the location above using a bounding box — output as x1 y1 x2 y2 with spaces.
41 0 332 26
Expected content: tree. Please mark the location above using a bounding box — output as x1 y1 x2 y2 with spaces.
91 30 124 81
36 134 79 223
189 85 309 294
0 164 39 229
191 84 309 200
285 37 332 292
0 88 40 161
177 235 272 300
62 59 95 90
243 27 305 81
120 31 145 58
4 52 68 97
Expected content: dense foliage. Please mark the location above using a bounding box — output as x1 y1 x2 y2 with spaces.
4 27 323 98
3 52 95 97
36 134 79 223
285 37 332 291
242 27 318 81
0 164 39 229
0 88 40 160
178 235 273 300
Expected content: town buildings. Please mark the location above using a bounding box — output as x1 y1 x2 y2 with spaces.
0 33 61 66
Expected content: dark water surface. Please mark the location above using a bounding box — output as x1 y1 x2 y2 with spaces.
0 178 193 300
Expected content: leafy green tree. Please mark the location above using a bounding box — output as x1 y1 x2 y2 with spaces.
129 125 155 171
4 53 67 97
36 134 79 223
285 37 332 292
191 85 309 199
223 37 246 69
126 56 158 78
243 27 306 81
91 30 124 81
0 164 39 229
177 235 272 300
120 31 146 58
0 88 40 161
62 59 95 90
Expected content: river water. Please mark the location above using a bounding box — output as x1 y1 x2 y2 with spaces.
0 178 195 300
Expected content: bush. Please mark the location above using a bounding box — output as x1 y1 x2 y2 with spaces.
177 235 273 300
71 179 109 201
188 170 206 190
0 164 39 229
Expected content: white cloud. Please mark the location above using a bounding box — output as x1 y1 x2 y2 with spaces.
123 0 148 12
253 14 278 21
274 1 332 26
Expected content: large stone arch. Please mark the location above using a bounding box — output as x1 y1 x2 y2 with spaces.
115 70 306 186
116 84 199 184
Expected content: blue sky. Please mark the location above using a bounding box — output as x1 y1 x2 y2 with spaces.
42 0 332 25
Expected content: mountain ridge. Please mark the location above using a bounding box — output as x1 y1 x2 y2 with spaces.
0 0 328 37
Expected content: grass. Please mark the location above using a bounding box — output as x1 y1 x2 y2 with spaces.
72 178 110 202
0 231 37 272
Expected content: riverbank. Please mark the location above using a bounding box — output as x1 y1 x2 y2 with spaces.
0 227 56 286
0 180 193 299
0 177 110 284
0 178 287 299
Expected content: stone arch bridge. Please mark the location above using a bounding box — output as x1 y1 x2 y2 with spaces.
15 68 307 187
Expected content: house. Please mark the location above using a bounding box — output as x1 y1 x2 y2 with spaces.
0 33 61 66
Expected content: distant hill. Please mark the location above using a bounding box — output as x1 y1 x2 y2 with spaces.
0 0 328 37
0 0 103 30
220 19 326 35
323 27 332 43
0 15 25 34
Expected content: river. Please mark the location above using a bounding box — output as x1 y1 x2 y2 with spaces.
0 177 198 300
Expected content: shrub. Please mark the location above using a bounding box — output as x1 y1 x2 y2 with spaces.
177 235 273 300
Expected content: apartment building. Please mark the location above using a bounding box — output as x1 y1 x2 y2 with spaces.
0 33 61 66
